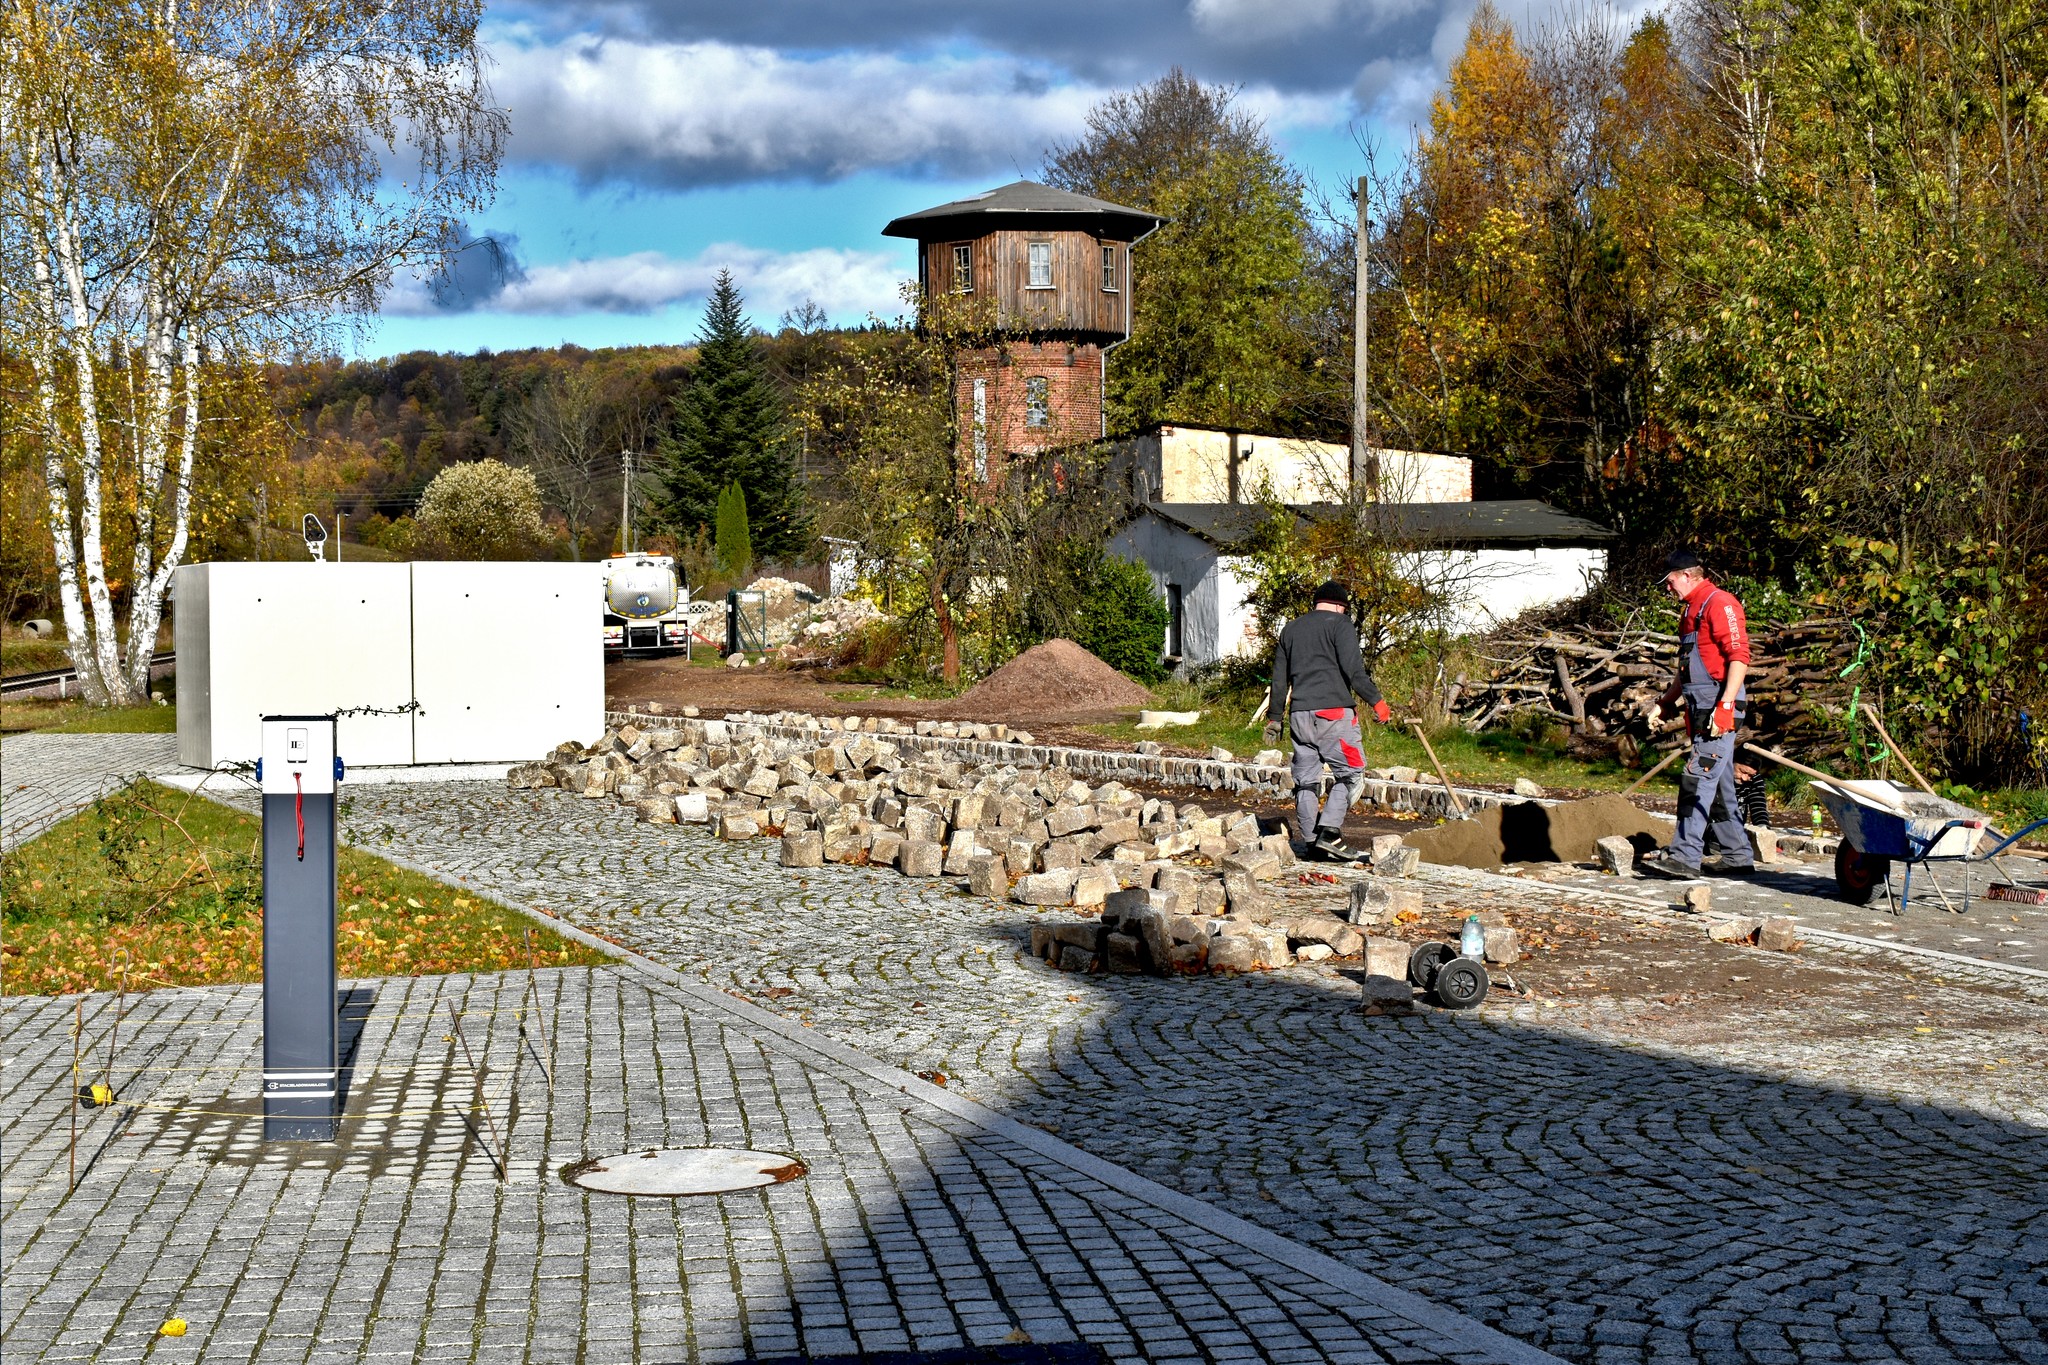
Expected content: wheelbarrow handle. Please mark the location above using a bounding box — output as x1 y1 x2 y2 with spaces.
1973 815 2048 861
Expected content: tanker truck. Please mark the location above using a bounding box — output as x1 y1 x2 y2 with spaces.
601 553 698 656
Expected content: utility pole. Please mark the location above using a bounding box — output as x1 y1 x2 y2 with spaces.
1352 175 1374 500
620 450 632 554
336 512 345 562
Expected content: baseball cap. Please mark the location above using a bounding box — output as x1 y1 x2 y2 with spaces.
1662 549 1702 575
1312 580 1350 607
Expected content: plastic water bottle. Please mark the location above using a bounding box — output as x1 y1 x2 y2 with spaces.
1811 805 1825 837
1460 914 1485 959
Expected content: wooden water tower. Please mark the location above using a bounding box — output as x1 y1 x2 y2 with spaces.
883 180 1163 478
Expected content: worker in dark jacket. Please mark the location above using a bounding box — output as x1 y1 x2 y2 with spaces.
1263 581 1393 861
1642 549 1754 878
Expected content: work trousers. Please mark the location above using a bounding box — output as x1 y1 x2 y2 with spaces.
1670 718 1752 869
1290 708 1365 840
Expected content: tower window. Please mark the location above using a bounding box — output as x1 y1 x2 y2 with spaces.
1027 241 1052 288
1024 376 1050 428
952 243 973 292
1101 244 1118 291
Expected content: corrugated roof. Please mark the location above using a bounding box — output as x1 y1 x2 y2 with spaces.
1143 500 1618 550
883 180 1166 240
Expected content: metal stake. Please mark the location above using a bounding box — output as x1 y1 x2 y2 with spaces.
521 929 554 1091
447 1002 506 1181
104 947 130 1103
70 999 82 1192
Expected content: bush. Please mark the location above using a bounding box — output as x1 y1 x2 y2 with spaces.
1075 556 1170 684
413 460 545 559
714 480 753 579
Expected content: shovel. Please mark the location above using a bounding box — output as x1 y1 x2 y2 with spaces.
1406 718 1469 819
1742 742 1910 815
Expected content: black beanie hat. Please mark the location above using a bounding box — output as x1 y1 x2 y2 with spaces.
1312 580 1350 607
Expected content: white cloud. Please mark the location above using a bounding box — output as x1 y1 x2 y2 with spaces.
489 35 1097 187
384 242 908 320
486 29 1357 187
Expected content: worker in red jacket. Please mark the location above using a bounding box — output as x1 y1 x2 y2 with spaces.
1642 550 1754 878
1263 581 1393 861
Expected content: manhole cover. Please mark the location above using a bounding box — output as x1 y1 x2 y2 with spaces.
560 1147 806 1196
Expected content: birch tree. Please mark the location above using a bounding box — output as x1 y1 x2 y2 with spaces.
0 0 505 703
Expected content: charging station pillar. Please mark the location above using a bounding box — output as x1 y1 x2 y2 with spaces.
261 715 342 1141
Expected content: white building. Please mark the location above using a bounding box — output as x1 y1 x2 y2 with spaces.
1118 423 1474 506
1108 501 1617 670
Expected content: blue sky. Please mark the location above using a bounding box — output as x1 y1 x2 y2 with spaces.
363 0 1603 359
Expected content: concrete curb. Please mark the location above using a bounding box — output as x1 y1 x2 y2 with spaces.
357 842 1565 1365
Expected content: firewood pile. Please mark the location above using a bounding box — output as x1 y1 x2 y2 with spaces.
1447 619 1859 759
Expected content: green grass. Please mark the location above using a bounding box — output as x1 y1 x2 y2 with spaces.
1 780 610 995
1 637 70 676
2 697 177 735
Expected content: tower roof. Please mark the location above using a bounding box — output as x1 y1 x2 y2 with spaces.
882 180 1165 241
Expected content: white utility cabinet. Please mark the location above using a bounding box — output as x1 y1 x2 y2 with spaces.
176 563 414 768
410 561 603 762
175 560 604 768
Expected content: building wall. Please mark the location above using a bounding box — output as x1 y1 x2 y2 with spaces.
921 230 1130 334
1137 425 1473 504
1108 516 1225 668
1391 546 1609 635
953 341 1104 473
1110 513 1608 670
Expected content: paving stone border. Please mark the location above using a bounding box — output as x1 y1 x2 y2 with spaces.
609 707 1510 818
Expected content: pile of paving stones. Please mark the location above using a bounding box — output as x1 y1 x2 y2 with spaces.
508 717 1435 977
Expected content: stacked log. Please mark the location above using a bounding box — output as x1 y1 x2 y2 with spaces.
1447 619 1860 760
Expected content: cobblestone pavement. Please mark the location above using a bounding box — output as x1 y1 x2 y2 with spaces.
0 733 181 851
314 783 2048 1365
1 964 1549 1365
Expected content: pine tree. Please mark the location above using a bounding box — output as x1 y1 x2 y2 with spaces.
654 270 812 557
714 481 753 579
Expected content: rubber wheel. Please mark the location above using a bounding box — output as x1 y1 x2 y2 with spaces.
1408 941 1455 990
1834 845 1891 905
1434 957 1490 1010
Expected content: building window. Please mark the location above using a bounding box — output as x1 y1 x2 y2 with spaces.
1027 241 1053 288
1024 376 1050 428
1101 243 1118 291
1166 584 1183 659
951 243 973 293
971 378 989 479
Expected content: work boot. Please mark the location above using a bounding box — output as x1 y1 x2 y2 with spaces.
1312 827 1368 863
1637 852 1703 880
1701 855 1756 877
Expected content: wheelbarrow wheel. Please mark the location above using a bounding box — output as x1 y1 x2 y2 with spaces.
1434 957 1490 1010
1834 844 1891 905
1408 941 1455 990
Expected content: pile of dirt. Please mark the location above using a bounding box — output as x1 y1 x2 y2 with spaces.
947 639 1151 720
1406 793 1668 870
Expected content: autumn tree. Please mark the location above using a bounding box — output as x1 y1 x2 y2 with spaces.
1045 70 1332 436
0 0 504 704
799 289 1115 685
413 460 545 560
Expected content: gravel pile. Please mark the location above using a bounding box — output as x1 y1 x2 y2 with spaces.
509 716 1431 977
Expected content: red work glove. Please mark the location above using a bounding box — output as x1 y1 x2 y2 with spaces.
1711 699 1736 736
1372 700 1392 725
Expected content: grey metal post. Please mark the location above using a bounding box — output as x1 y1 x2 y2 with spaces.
261 715 341 1141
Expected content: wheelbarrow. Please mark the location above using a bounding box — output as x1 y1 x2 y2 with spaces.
1746 743 2047 911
